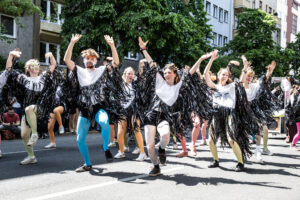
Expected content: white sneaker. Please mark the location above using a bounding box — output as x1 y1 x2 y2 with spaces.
59 126 65 134
108 142 116 148
254 149 263 163
262 148 273 156
114 151 125 159
135 153 147 161
20 156 37 165
27 134 39 146
132 147 140 154
124 146 130 152
44 143 56 149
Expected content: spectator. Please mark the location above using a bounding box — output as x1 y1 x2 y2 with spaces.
10 97 22 118
0 106 21 138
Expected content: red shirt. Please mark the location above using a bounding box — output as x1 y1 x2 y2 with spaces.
2 113 20 123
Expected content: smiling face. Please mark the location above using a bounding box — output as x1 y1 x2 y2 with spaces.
83 55 97 68
218 68 229 85
122 67 135 84
163 68 177 85
25 59 40 77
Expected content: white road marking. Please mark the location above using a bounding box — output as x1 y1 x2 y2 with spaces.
3 148 55 155
27 166 184 200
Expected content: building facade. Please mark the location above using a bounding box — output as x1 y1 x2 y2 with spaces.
287 0 300 43
204 0 234 47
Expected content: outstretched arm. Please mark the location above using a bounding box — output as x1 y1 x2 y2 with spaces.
104 35 119 68
45 52 56 73
6 49 22 72
138 37 155 68
240 55 251 82
63 34 82 71
204 50 219 89
266 61 276 80
189 53 212 75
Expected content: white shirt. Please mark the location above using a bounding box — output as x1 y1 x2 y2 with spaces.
0 70 8 89
214 83 236 108
76 65 106 87
17 72 47 92
245 82 260 102
155 72 183 106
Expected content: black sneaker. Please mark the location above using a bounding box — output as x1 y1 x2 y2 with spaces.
105 149 113 162
208 160 219 168
235 162 245 172
158 147 166 165
75 165 92 173
149 166 161 176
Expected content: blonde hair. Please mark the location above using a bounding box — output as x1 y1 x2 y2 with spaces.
246 68 255 77
25 59 40 74
81 48 99 58
122 67 135 83
217 68 232 84
163 63 180 84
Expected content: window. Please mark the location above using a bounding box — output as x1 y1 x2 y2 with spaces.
219 8 223 22
206 1 211 15
218 34 222 47
224 10 228 23
265 5 268 12
223 36 228 45
293 2 298 10
125 52 139 61
234 15 238 29
40 42 62 65
41 0 63 25
292 14 297 34
252 0 256 9
259 1 262 9
0 14 16 38
213 5 218 18
269 7 272 14
213 32 217 45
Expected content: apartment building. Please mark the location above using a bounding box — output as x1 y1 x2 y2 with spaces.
287 0 300 43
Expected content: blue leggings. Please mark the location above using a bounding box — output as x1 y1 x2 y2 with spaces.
76 109 110 166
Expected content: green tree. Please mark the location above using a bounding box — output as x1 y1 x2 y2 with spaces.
287 33 300 78
0 0 41 43
61 0 212 67
219 8 293 77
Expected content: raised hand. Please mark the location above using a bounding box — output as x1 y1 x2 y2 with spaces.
138 36 148 50
9 50 22 58
45 52 53 58
104 35 115 47
200 52 212 61
229 60 240 66
211 50 219 60
266 61 276 72
71 34 82 44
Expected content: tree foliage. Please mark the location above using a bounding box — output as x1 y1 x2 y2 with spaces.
0 0 41 43
61 0 212 67
219 8 293 77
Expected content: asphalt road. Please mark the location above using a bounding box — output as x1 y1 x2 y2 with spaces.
0 132 299 200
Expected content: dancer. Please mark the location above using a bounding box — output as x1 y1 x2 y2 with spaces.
114 65 147 161
64 34 121 172
240 56 277 162
138 37 212 176
204 50 252 172
3 50 56 164
0 50 16 158
286 86 300 150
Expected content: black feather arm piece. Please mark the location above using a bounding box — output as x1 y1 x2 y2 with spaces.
250 75 280 127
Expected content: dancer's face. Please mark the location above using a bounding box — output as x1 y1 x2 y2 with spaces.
29 65 40 77
84 55 97 68
125 70 135 84
164 68 176 85
246 73 254 83
218 69 229 84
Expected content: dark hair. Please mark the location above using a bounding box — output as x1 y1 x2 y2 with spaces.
163 63 180 84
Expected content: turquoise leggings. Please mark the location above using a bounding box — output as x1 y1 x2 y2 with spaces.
76 109 110 166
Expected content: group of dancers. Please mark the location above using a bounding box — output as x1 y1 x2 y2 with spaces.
0 34 299 176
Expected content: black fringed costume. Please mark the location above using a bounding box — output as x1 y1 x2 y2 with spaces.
68 65 125 123
141 67 213 134
2 69 55 131
245 75 280 134
209 81 253 160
